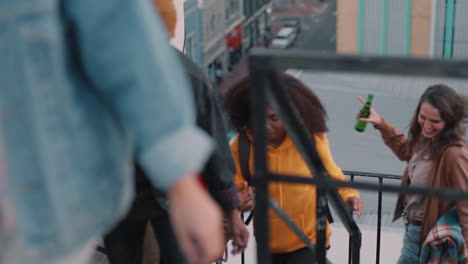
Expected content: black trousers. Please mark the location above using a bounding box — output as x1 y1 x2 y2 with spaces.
103 214 188 264
272 247 315 264
103 219 147 264
151 214 188 264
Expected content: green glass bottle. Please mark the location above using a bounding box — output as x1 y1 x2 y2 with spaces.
355 94 374 132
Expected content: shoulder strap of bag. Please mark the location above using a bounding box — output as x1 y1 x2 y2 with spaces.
238 129 252 185
238 129 255 225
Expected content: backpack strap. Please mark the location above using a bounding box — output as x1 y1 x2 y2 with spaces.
238 129 255 225
238 129 252 185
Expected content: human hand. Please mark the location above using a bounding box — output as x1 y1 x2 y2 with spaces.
168 174 224 264
345 196 364 219
237 182 255 212
226 210 250 255
357 96 383 127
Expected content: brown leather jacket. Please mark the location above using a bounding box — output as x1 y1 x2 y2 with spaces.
376 118 468 248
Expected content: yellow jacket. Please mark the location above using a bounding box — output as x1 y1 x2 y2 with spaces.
231 131 359 253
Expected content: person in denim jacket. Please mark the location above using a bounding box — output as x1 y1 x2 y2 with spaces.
0 0 224 263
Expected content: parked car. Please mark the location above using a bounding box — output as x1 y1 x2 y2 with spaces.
283 19 301 34
270 27 297 49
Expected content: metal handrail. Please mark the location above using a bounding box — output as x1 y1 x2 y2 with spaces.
343 170 402 180
344 171 401 264
239 170 401 264
245 49 468 263
247 64 362 263
268 69 362 264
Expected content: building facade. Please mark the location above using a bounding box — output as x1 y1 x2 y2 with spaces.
272 0 296 10
184 0 204 65
183 0 272 78
242 0 272 55
225 0 244 68
199 0 228 82
337 0 468 59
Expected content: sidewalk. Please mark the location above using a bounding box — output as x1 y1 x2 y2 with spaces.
218 57 248 95
225 222 404 264
272 0 328 17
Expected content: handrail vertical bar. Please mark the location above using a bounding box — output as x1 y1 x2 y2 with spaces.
352 232 361 264
249 61 271 264
376 178 383 264
316 188 327 263
241 213 245 264
348 236 352 264
348 174 355 264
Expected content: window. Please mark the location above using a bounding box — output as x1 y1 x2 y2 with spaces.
210 14 216 33
184 33 195 60
244 0 251 17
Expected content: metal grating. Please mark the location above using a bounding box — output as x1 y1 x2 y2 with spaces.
453 0 468 58
362 0 383 55
433 0 446 58
386 0 406 56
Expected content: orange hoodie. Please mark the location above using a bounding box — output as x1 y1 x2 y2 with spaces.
231 131 359 253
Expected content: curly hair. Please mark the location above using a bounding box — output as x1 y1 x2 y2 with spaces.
222 73 328 134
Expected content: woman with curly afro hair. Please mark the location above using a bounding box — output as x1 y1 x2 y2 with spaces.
223 73 363 263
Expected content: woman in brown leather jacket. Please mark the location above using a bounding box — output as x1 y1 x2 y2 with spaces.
357 84 468 263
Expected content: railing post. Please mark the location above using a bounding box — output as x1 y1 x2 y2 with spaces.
348 174 355 264
376 178 383 264
241 213 245 264
316 188 328 263
249 61 271 264
352 231 361 264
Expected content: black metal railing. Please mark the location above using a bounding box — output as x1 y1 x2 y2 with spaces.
248 55 363 264
245 48 468 264
240 170 401 264
343 171 401 264
239 167 468 264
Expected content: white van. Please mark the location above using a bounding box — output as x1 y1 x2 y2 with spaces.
270 27 297 49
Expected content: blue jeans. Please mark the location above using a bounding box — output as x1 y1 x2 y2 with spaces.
398 224 421 264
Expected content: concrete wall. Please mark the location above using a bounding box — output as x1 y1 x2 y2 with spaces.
336 0 358 54
409 0 432 57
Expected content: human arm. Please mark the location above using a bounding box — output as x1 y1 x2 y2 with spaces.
357 96 413 162
313 133 364 217
180 52 240 210
64 0 212 189
64 0 222 261
178 54 249 254
168 173 224 263
445 145 468 242
224 209 250 255
230 136 255 212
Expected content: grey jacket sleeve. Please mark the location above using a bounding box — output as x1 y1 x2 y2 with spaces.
179 52 239 210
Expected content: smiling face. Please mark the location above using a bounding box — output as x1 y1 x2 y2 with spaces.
266 106 286 147
418 102 446 140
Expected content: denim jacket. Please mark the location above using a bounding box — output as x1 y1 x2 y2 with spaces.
0 0 212 262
